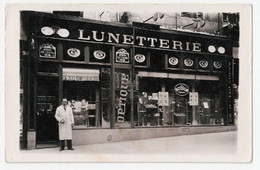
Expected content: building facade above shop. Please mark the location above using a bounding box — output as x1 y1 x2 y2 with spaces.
21 11 233 56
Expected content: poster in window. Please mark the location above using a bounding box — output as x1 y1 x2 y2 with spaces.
152 93 158 100
158 92 169 106
189 92 199 106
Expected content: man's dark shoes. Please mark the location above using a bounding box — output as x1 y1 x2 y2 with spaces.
68 148 74 150
59 148 64 151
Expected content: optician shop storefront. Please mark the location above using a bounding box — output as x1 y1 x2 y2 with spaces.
20 11 236 149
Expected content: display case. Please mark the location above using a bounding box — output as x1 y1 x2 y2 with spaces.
171 98 189 125
137 92 160 126
199 98 213 124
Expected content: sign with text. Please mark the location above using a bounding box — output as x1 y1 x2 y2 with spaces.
39 43 56 58
189 92 199 106
174 83 189 96
23 11 233 56
158 92 169 106
115 70 131 124
115 48 130 63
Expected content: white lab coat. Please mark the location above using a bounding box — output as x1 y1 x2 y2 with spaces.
55 105 74 140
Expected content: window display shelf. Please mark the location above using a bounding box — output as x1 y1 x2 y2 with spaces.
174 113 186 117
144 104 157 109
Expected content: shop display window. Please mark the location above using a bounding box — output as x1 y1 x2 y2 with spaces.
198 96 213 124
135 77 225 127
168 81 193 125
136 92 162 127
135 77 164 127
101 68 111 128
63 80 101 128
172 97 191 125
195 81 225 125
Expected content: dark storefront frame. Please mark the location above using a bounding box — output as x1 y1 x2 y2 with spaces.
20 11 235 148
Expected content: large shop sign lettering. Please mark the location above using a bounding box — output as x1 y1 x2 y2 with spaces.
78 30 201 52
117 73 130 123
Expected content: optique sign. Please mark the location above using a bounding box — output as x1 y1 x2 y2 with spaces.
117 73 130 123
174 83 189 96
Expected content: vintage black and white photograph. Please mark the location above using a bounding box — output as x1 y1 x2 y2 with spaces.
5 3 252 163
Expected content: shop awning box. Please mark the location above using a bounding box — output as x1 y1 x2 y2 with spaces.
63 68 100 81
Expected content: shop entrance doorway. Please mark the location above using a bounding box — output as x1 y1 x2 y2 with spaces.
36 76 59 148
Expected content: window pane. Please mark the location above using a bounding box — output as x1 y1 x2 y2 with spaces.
63 80 102 128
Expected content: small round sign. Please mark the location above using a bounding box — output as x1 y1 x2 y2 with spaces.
94 50 106 60
174 83 189 96
199 60 208 68
217 47 225 54
184 59 194 67
67 48 80 58
57 28 70 38
41 26 55 36
134 54 146 63
213 61 222 69
208 45 216 53
168 57 178 66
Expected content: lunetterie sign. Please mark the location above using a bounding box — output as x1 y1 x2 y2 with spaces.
23 11 232 55
78 29 202 52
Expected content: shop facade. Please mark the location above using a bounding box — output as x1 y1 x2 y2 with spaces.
20 11 236 149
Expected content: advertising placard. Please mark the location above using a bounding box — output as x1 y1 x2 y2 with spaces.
158 92 169 106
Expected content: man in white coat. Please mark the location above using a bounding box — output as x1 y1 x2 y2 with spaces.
55 98 74 151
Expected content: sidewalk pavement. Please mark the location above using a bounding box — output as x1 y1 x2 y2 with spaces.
22 131 237 156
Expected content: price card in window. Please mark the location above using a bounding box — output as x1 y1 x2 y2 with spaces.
203 102 209 108
158 92 169 106
152 93 158 100
189 92 198 106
